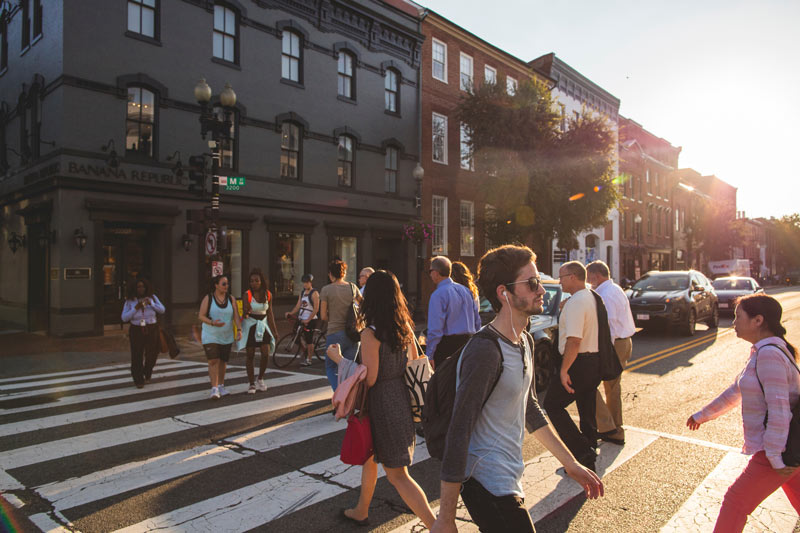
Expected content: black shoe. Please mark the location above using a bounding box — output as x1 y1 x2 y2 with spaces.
341 509 369 526
598 430 625 446
135 382 144 389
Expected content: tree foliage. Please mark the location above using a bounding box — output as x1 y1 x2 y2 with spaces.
773 214 800 273
458 79 618 258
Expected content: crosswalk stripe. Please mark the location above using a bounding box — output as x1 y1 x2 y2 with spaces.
0 386 331 470
37 413 345 512
113 438 431 533
0 366 226 401
28 511 75 533
0 360 204 385
0 372 325 437
389 430 659 532
661 452 797 533
0 466 24 491
0 361 200 390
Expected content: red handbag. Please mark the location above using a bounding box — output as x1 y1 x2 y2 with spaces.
340 382 373 465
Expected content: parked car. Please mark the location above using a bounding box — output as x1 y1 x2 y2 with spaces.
711 276 764 315
527 280 564 393
628 270 719 336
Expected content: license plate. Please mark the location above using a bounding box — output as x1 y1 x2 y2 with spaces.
719 302 728 308
637 314 650 320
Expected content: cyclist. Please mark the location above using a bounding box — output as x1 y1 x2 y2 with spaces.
285 273 320 366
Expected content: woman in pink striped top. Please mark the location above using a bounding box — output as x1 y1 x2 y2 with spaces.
686 294 800 532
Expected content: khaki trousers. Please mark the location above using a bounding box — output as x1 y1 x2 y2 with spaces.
595 337 633 435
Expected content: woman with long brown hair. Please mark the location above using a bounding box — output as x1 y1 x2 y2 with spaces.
686 293 800 531
237 269 278 394
451 261 479 304
327 270 435 528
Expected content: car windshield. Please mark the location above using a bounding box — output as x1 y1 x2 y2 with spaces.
542 285 560 315
632 274 689 291
713 279 751 290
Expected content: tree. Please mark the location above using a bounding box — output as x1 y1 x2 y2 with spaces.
458 79 618 263
773 214 800 274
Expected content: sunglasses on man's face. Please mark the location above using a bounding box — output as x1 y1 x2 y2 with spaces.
506 276 542 293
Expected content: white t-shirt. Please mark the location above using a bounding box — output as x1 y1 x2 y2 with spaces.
558 288 599 354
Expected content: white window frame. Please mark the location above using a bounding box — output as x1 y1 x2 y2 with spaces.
432 195 448 255
506 75 517 95
281 31 302 82
432 38 447 83
432 112 448 165
460 52 473 92
384 146 398 193
484 65 496 85
460 122 473 171
460 200 475 256
212 5 236 63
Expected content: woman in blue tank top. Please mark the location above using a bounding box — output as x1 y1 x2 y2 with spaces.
198 275 241 400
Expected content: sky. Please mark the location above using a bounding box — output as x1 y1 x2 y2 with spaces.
423 0 800 219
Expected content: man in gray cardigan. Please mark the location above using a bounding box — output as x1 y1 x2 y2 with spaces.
431 245 604 533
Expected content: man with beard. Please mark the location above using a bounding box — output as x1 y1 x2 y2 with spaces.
432 246 603 533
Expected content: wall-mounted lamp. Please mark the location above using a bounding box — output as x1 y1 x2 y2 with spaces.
38 229 56 248
73 227 88 251
167 151 184 177
181 234 193 252
8 232 26 254
101 139 120 168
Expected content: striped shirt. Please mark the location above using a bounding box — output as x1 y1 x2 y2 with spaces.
693 337 800 469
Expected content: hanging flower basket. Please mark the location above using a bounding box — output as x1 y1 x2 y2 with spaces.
402 221 434 243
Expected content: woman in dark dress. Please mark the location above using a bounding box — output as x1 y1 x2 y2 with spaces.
328 270 435 528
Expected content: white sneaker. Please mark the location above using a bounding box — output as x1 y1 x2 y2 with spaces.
247 384 256 394
210 386 221 400
255 379 268 392
218 384 230 397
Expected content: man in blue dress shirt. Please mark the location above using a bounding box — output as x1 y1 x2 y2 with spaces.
426 256 480 368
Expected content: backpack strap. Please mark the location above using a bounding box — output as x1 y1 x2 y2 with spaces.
464 326 505 408
206 292 213 319
754 343 799 427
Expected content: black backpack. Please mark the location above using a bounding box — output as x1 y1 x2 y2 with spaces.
422 326 533 461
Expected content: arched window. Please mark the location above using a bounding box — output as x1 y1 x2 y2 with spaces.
384 69 399 113
213 4 237 63
338 51 355 99
126 86 156 157
337 135 354 187
280 122 301 179
281 31 301 83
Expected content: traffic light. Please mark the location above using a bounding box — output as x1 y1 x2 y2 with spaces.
186 209 205 236
218 226 228 252
188 155 206 193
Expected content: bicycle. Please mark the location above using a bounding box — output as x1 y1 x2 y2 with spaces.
273 319 326 368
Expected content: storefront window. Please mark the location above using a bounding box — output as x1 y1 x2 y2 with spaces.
274 232 305 296
204 229 242 297
334 236 357 284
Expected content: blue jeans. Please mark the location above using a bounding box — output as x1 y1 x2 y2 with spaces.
325 329 360 391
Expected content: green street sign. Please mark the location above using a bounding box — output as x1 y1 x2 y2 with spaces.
226 177 246 191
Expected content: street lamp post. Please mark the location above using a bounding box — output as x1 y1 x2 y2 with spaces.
634 213 643 278
193 79 236 233
412 162 425 321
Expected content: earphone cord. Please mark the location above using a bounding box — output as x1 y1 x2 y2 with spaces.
504 292 517 339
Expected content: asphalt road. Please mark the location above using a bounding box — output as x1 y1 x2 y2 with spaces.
1 287 799 532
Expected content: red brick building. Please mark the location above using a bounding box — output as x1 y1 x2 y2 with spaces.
417 9 550 299
618 117 682 282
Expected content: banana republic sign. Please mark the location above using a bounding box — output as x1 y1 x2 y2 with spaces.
24 160 187 188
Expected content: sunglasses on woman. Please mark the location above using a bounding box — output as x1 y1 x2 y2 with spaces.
506 276 542 292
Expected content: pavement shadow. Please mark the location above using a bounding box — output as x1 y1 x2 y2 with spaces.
626 328 725 377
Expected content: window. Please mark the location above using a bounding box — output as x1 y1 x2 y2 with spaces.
337 52 355 99
333 236 358 284
127 0 156 38
675 209 680 232
506 76 517 95
432 195 448 255
275 233 305 296
337 135 354 187
432 113 447 164
213 5 237 63
655 172 660 196
0 14 6 72
459 53 473 92
280 122 300 179
126 86 155 157
32 0 42 40
646 169 651 194
213 106 235 168
432 39 447 82
384 146 398 193
484 204 496 250
484 65 496 85
384 69 399 113
656 208 662 235
460 200 474 256
647 205 653 235
281 31 301 82
460 123 473 171
20 0 30 49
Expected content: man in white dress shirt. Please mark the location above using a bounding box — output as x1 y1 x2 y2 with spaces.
586 260 636 445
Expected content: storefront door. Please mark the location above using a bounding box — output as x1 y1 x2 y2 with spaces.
102 227 150 326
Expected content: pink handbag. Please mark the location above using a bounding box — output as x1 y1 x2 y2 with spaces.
331 364 367 420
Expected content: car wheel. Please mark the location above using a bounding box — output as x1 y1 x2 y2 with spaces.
534 342 556 394
681 309 697 337
705 305 719 329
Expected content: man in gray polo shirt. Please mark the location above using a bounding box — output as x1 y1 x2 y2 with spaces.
431 245 603 533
